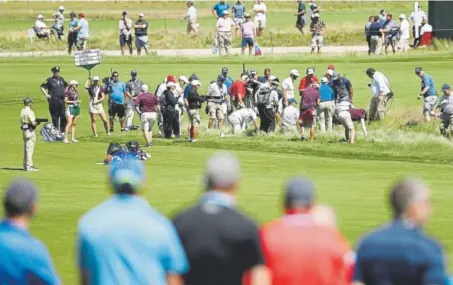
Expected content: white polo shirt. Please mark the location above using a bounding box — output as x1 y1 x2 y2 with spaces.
282 77 296 99
253 3 267 21
228 108 257 125
420 23 433 35
371 71 391 97
187 6 197 23
35 20 46 30
282 105 299 129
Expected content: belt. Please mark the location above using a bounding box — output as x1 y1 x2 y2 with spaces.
320 99 334 102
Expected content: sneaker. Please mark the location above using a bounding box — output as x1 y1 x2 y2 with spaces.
107 132 111 136
25 166 40 172
220 132 225 138
64 139 70 144
190 138 196 143
72 139 79 143
146 142 153 148
94 134 99 137
109 128 114 133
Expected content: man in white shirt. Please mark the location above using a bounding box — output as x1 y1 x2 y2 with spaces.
420 20 433 36
174 75 188 136
282 69 300 109
398 14 410 53
366 68 393 121
228 108 258 134
184 0 199 35
281 98 300 134
253 0 267 36
34 15 50 38
119 11 133 55
207 75 229 137
409 5 427 47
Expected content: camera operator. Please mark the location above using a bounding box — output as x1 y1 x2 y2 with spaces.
163 81 179 139
20 98 40 172
40 66 68 133
187 80 205 143
105 71 127 132
125 69 143 130
256 76 279 133
245 69 260 109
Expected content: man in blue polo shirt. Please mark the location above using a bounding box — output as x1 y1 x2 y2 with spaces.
0 179 60 284
77 157 189 285
221 67 233 98
318 76 335 133
212 0 230 18
353 177 449 285
415 67 438 122
106 71 127 132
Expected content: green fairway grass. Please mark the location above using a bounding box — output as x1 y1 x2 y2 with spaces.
0 54 452 283
0 1 428 51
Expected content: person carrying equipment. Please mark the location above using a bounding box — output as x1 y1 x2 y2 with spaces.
436 84 453 138
207 75 229 137
256 76 279 133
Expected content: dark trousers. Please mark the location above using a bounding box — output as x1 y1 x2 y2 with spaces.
257 104 276 133
366 36 371 55
48 98 66 132
163 110 180 138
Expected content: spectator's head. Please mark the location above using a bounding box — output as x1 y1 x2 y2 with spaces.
222 10 229 18
288 98 297 106
186 0 193 7
389 178 431 226
220 0 225 4
312 13 320 22
326 69 334 80
51 66 60 76
373 16 380 22
112 71 119 82
37 14 44 20
166 81 177 90
321 76 328 84
442 84 451 96
258 0 264 4
141 84 149 93
328 64 335 71
399 14 406 21
366 68 376 79
415 67 424 77
290 69 300 79
3 179 38 221
306 68 315 78
166 74 176 84
191 80 201 89
250 69 257 78
311 83 320 89
284 177 315 214
179 75 189 86
23 97 33 106
244 12 251 21
380 9 386 16
369 16 374 22
70 12 76 19
92 76 100 85
422 19 427 25
268 75 279 88
264 68 271 78
78 13 85 19
204 152 240 195
241 74 249 82
138 13 144 20
217 74 226 85
332 71 340 81
386 13 393 21
109 159 145 195
122 10 127 18
58 6 65 12
188 73 199 82
130 69 137 78
69 80 79 89
221 66 229 77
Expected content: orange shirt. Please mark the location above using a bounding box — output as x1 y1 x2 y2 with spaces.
259 214 352 285
298 75 319 91
230 80 246 100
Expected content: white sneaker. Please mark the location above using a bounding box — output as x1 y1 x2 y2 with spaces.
94 134 99 137
107 132 111 136
64 139 70 144
190 138 196 143
220 133 225 138
25 166 40 172
72 139 79 143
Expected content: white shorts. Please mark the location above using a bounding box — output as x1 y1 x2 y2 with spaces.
89 101 105 114
141 112 157 131
254 18 266 29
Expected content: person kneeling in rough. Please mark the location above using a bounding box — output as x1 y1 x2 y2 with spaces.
228 108 258 134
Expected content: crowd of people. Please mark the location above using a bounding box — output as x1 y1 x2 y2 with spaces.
31 1 433 56
1 152 452 284
364 6 432 55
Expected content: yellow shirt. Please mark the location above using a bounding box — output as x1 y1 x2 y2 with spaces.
20 106 36 126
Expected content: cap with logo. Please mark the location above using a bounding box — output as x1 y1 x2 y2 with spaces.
141 84 149 92
189 73 199 82
332 71 340 80
58 6 65 10
37 14 44 19
328 64 335 70
244 12 251 18
284 177 315 209
179 75 189 84
288 98 297 104
4 179 38 216
399 14 406 19
223 10 229 15
69 80 79 85
166 81 177 88
321 76 328 83
139 13 144 17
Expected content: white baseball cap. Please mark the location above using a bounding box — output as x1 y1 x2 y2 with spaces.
399 14 406 19
37 15 44 19
223 11 229 15
166 81 176 88
58 6 64 10
191 80 201 86
326 69 334 76
70 80 78 85
139 13 144 17
179 76 189 84
141 84 149 92
269 75 277 81
290 69 300 77
241 74 249 81
307 68 314 75
93 76 100 81
321 76 328 83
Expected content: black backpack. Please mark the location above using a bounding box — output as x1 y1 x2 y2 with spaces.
107 143 122 155
126 140 140 154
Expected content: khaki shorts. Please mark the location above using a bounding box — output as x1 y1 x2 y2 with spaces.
337 110 354 130
254 19 266 29
187 21 199 34
141 112 157 131
208 102 225 120
423 96 437 116
188 109 201 127
311 35 323 48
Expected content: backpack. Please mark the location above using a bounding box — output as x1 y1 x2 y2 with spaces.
107 142 122 156
126 140 151 161
40 123 64 142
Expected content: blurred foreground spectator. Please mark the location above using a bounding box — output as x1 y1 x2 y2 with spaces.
77 159 188 285
353 178 449 285
173 152 270 285
259 177 354 285
0 179 61 284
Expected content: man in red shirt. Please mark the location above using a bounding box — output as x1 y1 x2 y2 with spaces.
299 83 320 142
298 68 319 95
134 84 160 147
230 74 248 109
259 177 353 285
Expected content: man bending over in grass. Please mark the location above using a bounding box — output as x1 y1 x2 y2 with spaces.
415 67 437 122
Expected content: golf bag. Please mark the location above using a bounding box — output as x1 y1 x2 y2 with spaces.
40 123 64 142
126 140 151 161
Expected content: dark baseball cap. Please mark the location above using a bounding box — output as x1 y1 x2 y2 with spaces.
51 66 60 73
442 84 450 91
130 69 137 75
221 67 228 73
284 177 315 209
415 67 423 74
122 10 127 15
4 179 38 217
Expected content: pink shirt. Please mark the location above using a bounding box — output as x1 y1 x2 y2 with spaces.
216 17 233 32
241 21 255 38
